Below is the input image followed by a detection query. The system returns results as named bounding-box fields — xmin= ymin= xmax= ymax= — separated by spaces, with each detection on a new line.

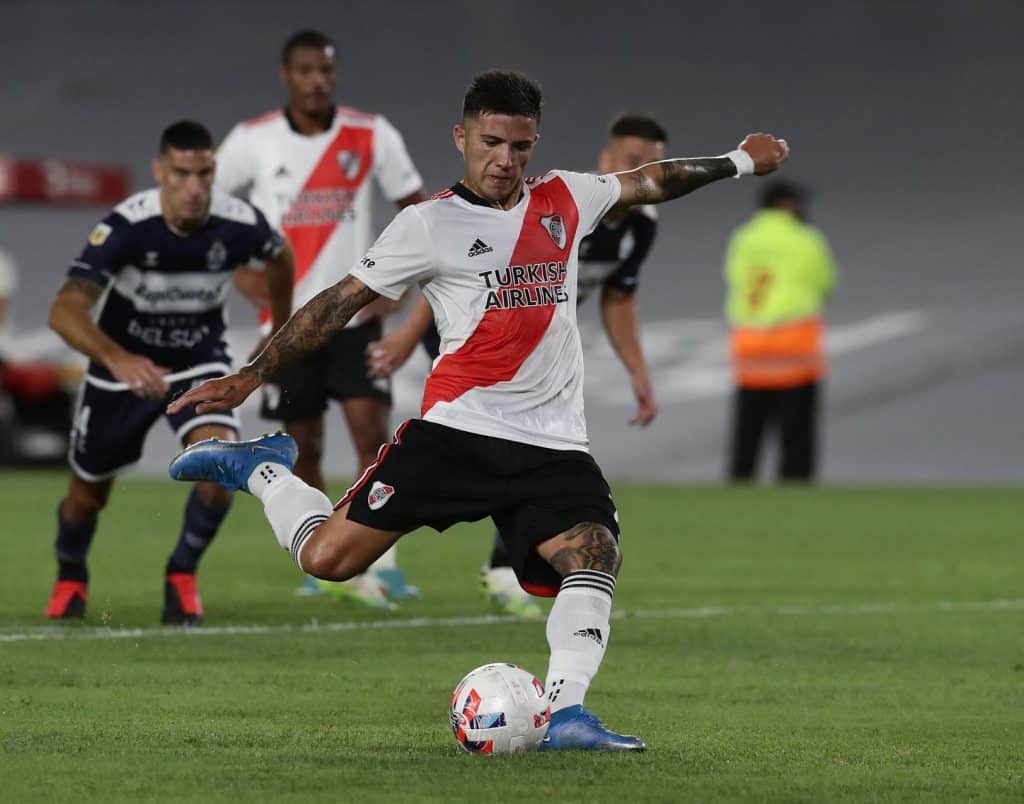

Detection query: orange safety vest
xmin=730 ymin=316 xmax=825 ymax=389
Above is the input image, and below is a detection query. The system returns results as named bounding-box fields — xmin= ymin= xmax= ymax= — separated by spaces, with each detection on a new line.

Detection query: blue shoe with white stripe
xmin=538 ymin=705 xmax=646 ymax=751
xmin=169 ymin=432 xmax=297 ymax=492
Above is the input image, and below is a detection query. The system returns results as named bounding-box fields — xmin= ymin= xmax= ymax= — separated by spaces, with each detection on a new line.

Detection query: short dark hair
xmin=608 ymin=113 xmax=668 ymax=144
xmin=159 ymin=120 xmax=214 ymax=154
xmin=281 ymin=29 xmax=335 ymax=65
xmin=463 ymin=70 xmax=543 ymax=122
xmin=759 ymin=180 xmax=807 ymax=209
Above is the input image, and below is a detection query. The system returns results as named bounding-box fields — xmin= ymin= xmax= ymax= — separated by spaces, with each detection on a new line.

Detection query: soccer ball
xmin=449 ymin=663 xmax=551 ymax=754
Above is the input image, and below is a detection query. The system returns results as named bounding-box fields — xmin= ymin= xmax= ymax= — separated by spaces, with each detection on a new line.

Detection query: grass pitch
xmin=1 ymin=473 xmax=1022 ymax=802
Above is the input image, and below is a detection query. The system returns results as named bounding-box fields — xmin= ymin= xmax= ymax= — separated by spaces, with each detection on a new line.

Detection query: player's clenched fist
xmin=738 ymin=133 xmax=789 ymax=175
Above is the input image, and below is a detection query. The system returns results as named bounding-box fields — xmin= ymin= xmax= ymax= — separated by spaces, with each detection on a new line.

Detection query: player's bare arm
xmin=613 ymin=133 xmax=789 ymax=209
xmin=49 ymin=277 xmax=169 ymax=399
xmin=264 ymin=242 xmax=295 ymax=334
xmin=367 ymin=293 xmax=434 ymax=378
xmin=167 ymin=274 xmax=379 ymax=414
xmin=600 ymin=287 xmax=657 ymax=427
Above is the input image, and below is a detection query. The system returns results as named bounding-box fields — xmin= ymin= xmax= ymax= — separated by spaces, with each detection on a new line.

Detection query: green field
xmin=2 ymin=473 xmax=1022 ymax=802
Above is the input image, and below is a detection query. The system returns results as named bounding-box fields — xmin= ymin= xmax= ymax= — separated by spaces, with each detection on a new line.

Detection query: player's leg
xmin=168 ymin=430 xmax=416 ymax=583
xmin=493 ymin=448 xmax=644 ymax=751
xmin=332 ymin=319 xmax=419 ymax=602
xmin=47 ymin=380 xmax=160 ymax=618
xmin=778 ymin=381 xmax=818 ymax=482
xmin=163 ymin=370 xmax=244 ymax=625
xmin=727 ymin=386 xmax=769 ymax=481
xmin=47 ymin=473 xmax=113 ymax=618
xmin=481 ymin=530 xmax=542 ymax=619
xmin=161 ymin=423 xmax=237 ymax=626
xmin=534 ymin=522 xmax=643 ymax=751
xmin=286 ymin=416 xmax=326 ymax=492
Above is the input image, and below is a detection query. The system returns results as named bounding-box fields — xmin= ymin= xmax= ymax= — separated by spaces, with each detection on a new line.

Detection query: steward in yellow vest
xmin=723 ymin=181 xmax=836 ymax=481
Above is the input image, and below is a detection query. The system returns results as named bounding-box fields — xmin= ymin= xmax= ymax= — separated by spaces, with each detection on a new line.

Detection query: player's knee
xmin=300 ymin=538 xmax=359 ymax=582
xmin=65 ymin=484 xmax=110 ymax=519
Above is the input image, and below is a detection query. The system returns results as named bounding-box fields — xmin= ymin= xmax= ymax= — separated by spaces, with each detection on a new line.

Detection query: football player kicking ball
xmin=168 ymin=71 xmax=787 ymax=749
xmin=45 ymin=120 xmax=293 ymax=625
xmin=365 ymin=113 xmax=670 ymax=620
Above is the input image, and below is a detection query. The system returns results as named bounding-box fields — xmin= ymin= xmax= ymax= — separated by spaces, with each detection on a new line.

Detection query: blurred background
xmin=1 ymin=0 xmax=1021 ymax=483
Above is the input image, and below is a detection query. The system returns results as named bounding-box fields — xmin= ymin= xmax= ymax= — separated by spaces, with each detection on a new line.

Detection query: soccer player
xmin=168 ymin=71 xmax=788 ymax=749
xmin=367 ymin=113 xmax=669 ymax=618
xmin=44 ymin=120 xmax=294 ymax=625
xmin=215 ymin=29 xmax=425 ymax=606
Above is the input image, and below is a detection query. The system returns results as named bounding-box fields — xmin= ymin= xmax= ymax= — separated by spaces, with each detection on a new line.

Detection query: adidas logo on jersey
xmin=572 ymin=627 xmax=604 ymax=646
xmin=467 ymin=238 xmax=493 ymax=257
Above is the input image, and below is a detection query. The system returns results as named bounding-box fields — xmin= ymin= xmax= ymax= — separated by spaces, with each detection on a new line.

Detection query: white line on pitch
xmin=1 ymin=598 xmax=1022 ymax=645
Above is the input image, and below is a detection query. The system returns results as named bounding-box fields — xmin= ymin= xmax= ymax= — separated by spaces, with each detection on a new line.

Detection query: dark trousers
xmin=727 ymin=382 xmax=820 ymax=482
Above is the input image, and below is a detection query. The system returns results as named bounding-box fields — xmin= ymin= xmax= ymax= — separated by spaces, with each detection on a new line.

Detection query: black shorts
xmin=69 ymin=364 xmax=240 ymax=481
xmin=339 ymin=419 xmax=620 ymax=597
xmin=260 ymin=317 xmax=392 ymax=422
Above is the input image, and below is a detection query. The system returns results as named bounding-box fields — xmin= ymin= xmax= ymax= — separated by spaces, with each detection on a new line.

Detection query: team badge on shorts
xmin=367 ymin=480 xmax=396 ymax=510
xmin=539 ymin=214 xmax=566 ymax=250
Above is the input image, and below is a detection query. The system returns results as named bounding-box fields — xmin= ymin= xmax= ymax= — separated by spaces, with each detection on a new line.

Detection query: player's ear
xmin=453 ymin=125 xmax=466 ymax=155
xmin=598 ymin=147 xmax=612 ymax=174
xmin=151 ymin=157 xmax=163 ymax=185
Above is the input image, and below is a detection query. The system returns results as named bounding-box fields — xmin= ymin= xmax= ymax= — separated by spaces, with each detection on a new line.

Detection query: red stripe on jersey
xmin=264 ymin=125 xmax=375 ymax=324
xmin=421 ymin=176 xmax=579 ymax=416
xmin=429 ymin=188 xmax=455 ymax=200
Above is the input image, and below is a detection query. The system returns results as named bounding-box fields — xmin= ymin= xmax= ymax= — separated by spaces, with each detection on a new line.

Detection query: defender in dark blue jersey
xmin=365 ymin=114 xmax=668 ymax=617
xmin=44 ymin=120 xmax=294 ymax=625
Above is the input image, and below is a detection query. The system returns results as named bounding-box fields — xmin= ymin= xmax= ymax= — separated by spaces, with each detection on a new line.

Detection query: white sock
xmin=247 ymin=462 xmax=332 ymax=571
xmin=368 ymin=545 xmax=397 ymax=572
xmin=544 ymin=570 xmax=615 ymax=713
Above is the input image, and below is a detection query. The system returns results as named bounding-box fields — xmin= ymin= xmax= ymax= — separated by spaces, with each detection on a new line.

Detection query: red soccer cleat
xmin=44 ymin=580 xmax=88 ymax=619
xmin=162 ymin=573 xmax=204 ymax=626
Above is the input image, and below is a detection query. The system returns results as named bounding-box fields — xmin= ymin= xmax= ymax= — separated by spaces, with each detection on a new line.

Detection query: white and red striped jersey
xmin=349 ymin=171 xmax=622 ymax=451
xmin=216 ymin=106 xmax=423 ymax=327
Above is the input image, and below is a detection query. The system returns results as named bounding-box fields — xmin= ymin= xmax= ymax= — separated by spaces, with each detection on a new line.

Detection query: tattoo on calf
xmin=545 ymin=522 xmax=622 ymax=577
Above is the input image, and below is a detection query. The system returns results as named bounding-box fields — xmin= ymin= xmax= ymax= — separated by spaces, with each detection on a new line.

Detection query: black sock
xmin=55 ymin=502 xmax=97 ymax=582
xmin=489 ymin=530 xmax=512 ymax=569
xmin=166 ymin=488 xmax=231 ymax=575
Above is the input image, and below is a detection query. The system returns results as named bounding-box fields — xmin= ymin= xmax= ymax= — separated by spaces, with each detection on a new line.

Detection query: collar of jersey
xmin=450 ymin=181 xmax=526 ymax=211
xmin=284 ymin=106 xmax=337 ymax=135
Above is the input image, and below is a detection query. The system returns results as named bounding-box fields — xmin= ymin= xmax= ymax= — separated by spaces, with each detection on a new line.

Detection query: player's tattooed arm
xmin=626 ymin=157 xmax=737 ymax=204
xmin=537 ymin=522 xmax=623 ymax=577
xmin=244 ymin=275 xmax=379 ymax=383
xmin=168 ymin=275 xmax=380 ymax=414
xmin=614 ymin=132 xmax=790 ymax=208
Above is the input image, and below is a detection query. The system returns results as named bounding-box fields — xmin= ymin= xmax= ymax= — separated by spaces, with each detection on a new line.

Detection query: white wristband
xmin=725 ymin=148 xmax=755 ymax=178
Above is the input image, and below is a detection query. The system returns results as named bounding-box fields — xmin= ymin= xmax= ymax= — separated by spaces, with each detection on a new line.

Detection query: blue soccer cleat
xmin=538 ymin=705 xmax=646 ymax=752
xmin=169 ymin=432 xmax=298 ymax=492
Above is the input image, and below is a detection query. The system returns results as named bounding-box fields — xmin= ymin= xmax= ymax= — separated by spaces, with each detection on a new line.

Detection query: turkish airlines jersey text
xmin=349 ymin=171 xmax=622 ymax=452
xmin=216 ymin=107 xmax=423 ymax=327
